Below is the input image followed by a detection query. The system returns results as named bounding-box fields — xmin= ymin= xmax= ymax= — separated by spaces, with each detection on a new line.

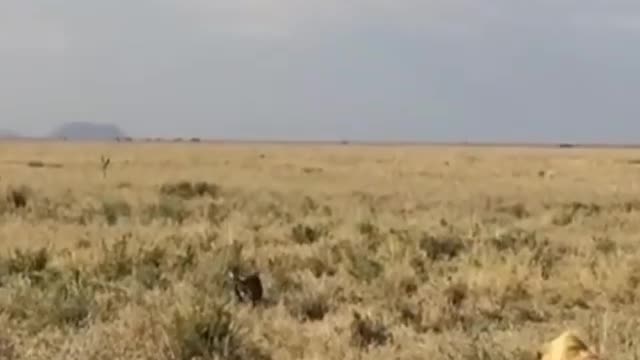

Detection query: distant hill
xmin=50 ymin=122 xmax=127 ymax=140
xmin=0 ymin=129 xmax=22 ymax=139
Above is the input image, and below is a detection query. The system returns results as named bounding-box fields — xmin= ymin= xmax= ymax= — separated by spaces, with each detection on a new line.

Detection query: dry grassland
xmin=0 ymin=142 xmax=638 ymax=359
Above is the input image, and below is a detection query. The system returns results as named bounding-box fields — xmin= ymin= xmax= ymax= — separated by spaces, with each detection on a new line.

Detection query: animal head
xmin=226 ymin=265 xmax=242 ymax=281
xmin=538 ymin=331 xmax=600 ymax=360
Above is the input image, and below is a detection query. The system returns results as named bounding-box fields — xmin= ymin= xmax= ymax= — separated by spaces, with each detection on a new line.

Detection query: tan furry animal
xmin=538 ymin=331 xmax=601 ymax=360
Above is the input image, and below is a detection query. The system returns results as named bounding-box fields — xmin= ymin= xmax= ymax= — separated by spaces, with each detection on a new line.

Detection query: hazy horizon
xmin=2 ymin=1 xmax=640 ymax=143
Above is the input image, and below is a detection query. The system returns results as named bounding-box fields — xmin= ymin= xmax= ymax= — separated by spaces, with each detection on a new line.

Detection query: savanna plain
xmin=0 ymin=142 xmax=638 ymax=360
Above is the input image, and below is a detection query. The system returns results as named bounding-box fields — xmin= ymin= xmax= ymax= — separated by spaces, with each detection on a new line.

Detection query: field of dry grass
xmin=0 ymin=141 xmax=638 ymax=359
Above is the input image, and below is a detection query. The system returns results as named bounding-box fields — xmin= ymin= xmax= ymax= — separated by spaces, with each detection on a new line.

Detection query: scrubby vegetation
xmin=0 ymin=142 xmax=638 ymax=359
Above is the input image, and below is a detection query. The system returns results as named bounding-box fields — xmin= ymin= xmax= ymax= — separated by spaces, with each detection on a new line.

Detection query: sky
xmin=1 ymin=1 xmax=640 ymax=142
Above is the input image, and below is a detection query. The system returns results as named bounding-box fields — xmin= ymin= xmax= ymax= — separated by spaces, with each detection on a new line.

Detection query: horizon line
xmin=1 ymin=135 xmax=640 ymax=149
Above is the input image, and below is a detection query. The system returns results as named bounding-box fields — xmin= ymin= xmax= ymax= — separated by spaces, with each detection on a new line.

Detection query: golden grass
xmin=0 ymin=141 xmax=639 ymax=359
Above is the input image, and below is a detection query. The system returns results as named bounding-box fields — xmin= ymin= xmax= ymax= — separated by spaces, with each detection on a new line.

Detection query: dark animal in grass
xmin=227 ymin=267 xmax=263 ymax=306
xmin=7 ymin=189 xmax=27 ymax=208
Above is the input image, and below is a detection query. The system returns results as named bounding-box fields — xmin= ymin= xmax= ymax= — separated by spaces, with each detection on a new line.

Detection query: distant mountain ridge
xmin=49 ymin=122 xmax=127 ymax=140
xmin=0 ymin=129 xmax=22 ymax=139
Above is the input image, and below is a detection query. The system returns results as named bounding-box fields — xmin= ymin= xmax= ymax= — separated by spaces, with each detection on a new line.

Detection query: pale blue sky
xmin=1 ymin=1 xmax=639 ymax=142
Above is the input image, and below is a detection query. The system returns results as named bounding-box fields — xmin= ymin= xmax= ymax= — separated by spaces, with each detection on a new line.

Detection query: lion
xmin=538 ymin=330 xmax=601 ymax=360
